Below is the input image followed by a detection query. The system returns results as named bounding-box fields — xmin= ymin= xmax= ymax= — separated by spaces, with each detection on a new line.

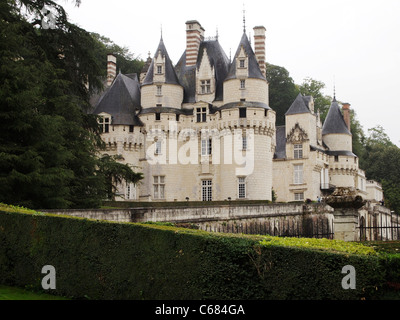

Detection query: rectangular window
xmin=294 ymin=164 xmax=303 ymax=184
xmin=126 ymin=182 xmax=136 ymax=200
xmin=239 ymin=59 xmax=245 ymax=68
xmin=155 ymin=140 xmax=162 ymax=155
xmin=196 ymin=107 xmax=207 ymax=123
xmin=99 ymin=116 xmax=110 ymax=133
xmin=294 ymin=192 xmax=304 ymax=201
xmin=156 ymin=85 xmax=162 ymax=96
xmin=201 ymin=138 xmax=212 ymax=156
xmin=202 ymin=180 xmax=212 ymax=201
xmin=201 ymin=80 xmax=211 ymax=94
xmin=153 ymin=176 xmax=165 ymax=199
xmin=155 ymin=112 xmax=161 ymax=121
xmin=157 ymin=65 xmax=162 ymax=74
xmin=239 ymin=108 xmax=247 ymax=118
xmin=294 ymin=144 xmax=303 ymax=159
xmin=240 ymin=80 xmax=246 ymax=89
xmin=242 ymin=135 xmax=247 ymax=151
xmin=238 ymin=177 xmax=246 ymax=199
xmin=334 ymin=155 xmax=339 ymax=162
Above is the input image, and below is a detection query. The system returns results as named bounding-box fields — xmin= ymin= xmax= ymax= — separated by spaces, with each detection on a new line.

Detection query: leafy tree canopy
xmin=0 ymin=0 xmax=142 ymax=209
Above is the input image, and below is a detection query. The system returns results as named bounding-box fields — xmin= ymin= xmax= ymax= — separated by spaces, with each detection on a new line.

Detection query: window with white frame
xmin=157 ymin=65 xmax=163 ymax=74
xmin=242 ymin=135 xmax=247 ymax=151
xmin=239 ymin=59 xmax=245 ymax=68
xmin=201 ymin=138 xmax=212 ymax=156
xmin=202 ymin=180 xmax=212 ymax=201
xmin=238 ymin=177 xmax=246 ymax=199
xmin=200 ymin=80 xmax=211 ymax=94
xmin=294 ymin=144 xmax=303 ymax=159
xmin=196 ymin=107 xmax=207 ymax=123
xmin=240 ymin=79 xmax=246 ymax=89
xmin=294 ymin=192 xmax=304 ymax=201
xmin=155 ymin=140 xmax=162 ymax=155
xmin=126 ymin=182 xmax=136 ymax=200
xmin=294 ymin=164 xmax=303 ymax=184
xmin=153 ymin=176 xmax=165 ymax=199
xmin=156 ymin=85 xmax=162 ymax=96
xmin=99 ymin=116 xmax=110 ymax=133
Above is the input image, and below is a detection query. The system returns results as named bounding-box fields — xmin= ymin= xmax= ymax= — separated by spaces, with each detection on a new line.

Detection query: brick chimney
xmin=185 ymin=20 xmax=205 ymax=67
xmin=253 ymin=26 xmax=266 ymax=78
xmin=342 ymin=103 xmax=351 ymax=131
xmin=107 ymin=54 xmax=117 ymax=86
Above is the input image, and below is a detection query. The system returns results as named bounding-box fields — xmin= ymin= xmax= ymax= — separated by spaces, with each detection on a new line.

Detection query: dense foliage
xmin=0 ymin=0 xmax=142 ymax=209
xmin=1 ymin=206 xmax=398 ymax=300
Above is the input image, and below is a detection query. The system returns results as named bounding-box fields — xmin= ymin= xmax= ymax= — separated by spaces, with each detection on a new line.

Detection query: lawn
xmin=0 ymin=285 xmax=68 ymax=300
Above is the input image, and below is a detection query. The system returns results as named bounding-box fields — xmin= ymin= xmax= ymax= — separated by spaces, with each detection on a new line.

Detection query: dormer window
xmin=157 ymin=65 xmax=163 ymax=74
xmin=196 ymin=107 xmax=207 ymax=123
xmin=98 ymin=115 xmax=110 ymax=133
xmin=201 ymin=80 xmax=211 ymax=94
xmin=239 ymin=59 xmax=245 ymax=68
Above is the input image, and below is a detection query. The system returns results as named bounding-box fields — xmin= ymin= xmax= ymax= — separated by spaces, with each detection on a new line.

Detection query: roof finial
xmin=160 ymin=24 xmax=163 ymax=40
xmin=333 ymin=76 xmax=336 ymax=102
xmin=243 ymin=3 xmax=246 ymax=33
xmin=216 ymin=26 xmax=219 ymax=41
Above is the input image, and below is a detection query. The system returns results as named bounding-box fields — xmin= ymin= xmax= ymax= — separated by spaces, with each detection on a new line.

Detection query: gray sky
xmin=61 ymin=0 xmax=400 ymax=147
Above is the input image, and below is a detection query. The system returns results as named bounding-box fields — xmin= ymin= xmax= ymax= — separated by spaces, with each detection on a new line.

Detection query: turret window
xmin=240 ymin=80 xmax=246 ymax=89
xmin=156 ymin=85 xmax=162 ymax=96
xmin=157 ymin=65 xmax=163 ymax=74
xmin=239 ymin=59 xmax=245 ymax=68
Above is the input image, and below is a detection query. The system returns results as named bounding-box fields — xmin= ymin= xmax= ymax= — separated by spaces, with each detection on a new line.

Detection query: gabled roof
xmin=322 ymin=99 xmax=351 ymax=135
xmin=142 ymin=37 xmax=180 ymax=86
xmin=175 ymin=39 xmax=230 ymax=103
xmin=93 ymin=73 xmax=142 ymax=126
xmin=285 ymin=93 xmax=312 ymax=115
xmin=225 ymin=32 xmax=265 ymax=81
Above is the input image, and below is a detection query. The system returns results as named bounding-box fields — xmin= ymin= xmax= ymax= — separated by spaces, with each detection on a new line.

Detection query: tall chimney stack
xmin=185 ymin=20 xmax=205 ymax=67
xmin=107 ymin=54 xmax=117 ymax=86
xmin=342 ymin=103 xmax=351 ymax=131
xmin=253 ymin=26 xmax=266 ymax=78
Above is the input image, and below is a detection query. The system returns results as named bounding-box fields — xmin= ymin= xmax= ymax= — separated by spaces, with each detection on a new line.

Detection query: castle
xmin=91 ymin=20 xmax=383 ymax=205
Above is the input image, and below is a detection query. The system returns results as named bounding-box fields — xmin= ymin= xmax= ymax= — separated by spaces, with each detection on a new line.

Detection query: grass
xmin=0 ymin=285 xmax=69 ymax=300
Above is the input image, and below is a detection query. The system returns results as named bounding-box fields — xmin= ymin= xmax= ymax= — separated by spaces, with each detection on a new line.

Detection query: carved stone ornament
xmin=287 ymin=123 xmax=309 ymax=143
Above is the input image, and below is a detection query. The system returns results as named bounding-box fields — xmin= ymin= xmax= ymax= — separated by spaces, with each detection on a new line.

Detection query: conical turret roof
xmin=322 ymin=98 xmax=351 ymax=135
xmin=142 ymin=37 xmax=180 ymax=86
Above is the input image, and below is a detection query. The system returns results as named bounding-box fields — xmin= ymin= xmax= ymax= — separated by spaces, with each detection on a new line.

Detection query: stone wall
xmin=43 ymin=203 xmax=334 ymax=238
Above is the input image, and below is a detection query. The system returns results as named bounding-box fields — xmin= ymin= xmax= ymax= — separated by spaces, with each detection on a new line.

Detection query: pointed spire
xmin=243 ymin=3 xmax=246 ymax=33
xmin=333 ymin=76 xmax=336 ymax=102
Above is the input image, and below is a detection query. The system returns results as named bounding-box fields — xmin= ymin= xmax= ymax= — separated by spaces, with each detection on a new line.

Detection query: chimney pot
xmin=185 ymin=20 xmax=205 ymax=67
xmin=342 ymin=103 xmax=351 ymax=131
xmin=253 ymin=26 xmax=266 ymax=78
xmin=107 ymin=54 xmax=117 ymax=86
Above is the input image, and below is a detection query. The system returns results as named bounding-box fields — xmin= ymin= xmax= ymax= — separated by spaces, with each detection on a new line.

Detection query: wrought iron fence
xmin=357 ymin=211 xmax=400 ymax=241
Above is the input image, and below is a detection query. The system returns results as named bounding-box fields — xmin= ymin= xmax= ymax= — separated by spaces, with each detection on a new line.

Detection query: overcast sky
xmin=60 ymin=0 xmax=400 ymax=147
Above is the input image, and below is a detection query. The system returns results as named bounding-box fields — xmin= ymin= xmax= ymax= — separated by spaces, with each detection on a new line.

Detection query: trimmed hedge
xmin=0 ymin=206 xmax=399 ymax=300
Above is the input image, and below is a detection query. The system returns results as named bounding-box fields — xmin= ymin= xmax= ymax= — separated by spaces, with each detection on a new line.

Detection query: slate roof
xmin=274 ymin=125 xmax=287 ymax=159
xmin=225 ymin=32 xmax=265 ymax=81
xmin=285 ymin=93 xmax=312 ymax=115
xmin=92 ymin=73 xmax=142 ymax=126
xmin=322 ymin=99 xmax=351 ymax=135
xmin=142 ymin=37 xmax=180 ymax=86
xmin=175 ymin=39 xmax=230 ymax=103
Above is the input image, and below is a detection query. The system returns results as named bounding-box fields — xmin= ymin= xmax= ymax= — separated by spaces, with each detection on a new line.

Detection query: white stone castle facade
xmin=92 ymin=20 xmax=383 ymax=205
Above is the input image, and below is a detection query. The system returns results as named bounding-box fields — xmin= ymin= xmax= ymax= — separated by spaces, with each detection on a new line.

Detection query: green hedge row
xmin=0 ymin=208 xmax=399 ymax=300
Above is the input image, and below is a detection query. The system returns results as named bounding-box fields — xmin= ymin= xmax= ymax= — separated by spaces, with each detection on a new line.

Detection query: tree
xmin=0 ymin=0 xmax=142 ymax=209
xmin=298 ymin=77 xmax=332 ymax=121
xmin=361 ymin=126 xmax=400 ymax=213
xmin=265 ymin=63 xmax=299 ymax=126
